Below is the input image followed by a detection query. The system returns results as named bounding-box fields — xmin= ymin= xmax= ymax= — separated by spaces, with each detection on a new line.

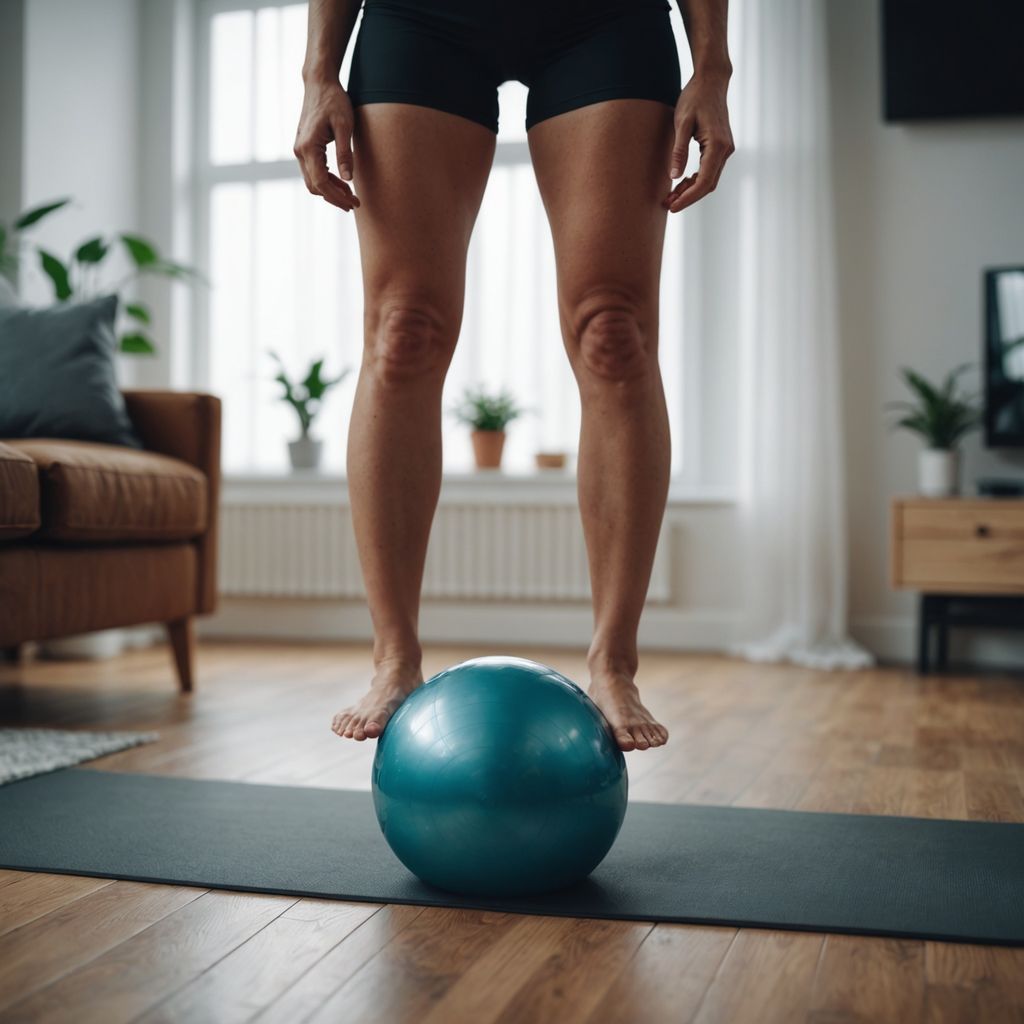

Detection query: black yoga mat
xmin=2 ymin=768 xmax=1022 ymax=945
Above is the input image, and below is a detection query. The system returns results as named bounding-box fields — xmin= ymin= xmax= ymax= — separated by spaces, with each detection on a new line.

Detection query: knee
xmin=369 ymin=305 xmax=449 ymax=385
xmin=575 ymin=302 xmax=651 ymax=385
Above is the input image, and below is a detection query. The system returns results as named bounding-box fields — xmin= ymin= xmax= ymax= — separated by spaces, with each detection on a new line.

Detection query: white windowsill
xmin=222 ymin=469 xmax=737 ymax=507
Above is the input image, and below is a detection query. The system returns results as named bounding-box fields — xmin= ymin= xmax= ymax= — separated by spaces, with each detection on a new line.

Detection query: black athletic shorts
xmin=346 ymin=0 xmax=682 ymax=134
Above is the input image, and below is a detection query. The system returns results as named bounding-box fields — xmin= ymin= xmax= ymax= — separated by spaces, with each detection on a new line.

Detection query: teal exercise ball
xmin=371 ymin=655 xmax=628 ymax=896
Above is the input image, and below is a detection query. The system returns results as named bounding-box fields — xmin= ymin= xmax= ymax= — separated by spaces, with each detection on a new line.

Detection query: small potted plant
xmin=450 ymin=384 xmax=526 ymax=470
xmin=886 ymin=363 xmax=981 ymax=497
xmin=269 ymin=351 xmax=350 ymax=471
xmin=535 ymin=451 xmax=568 ymax=470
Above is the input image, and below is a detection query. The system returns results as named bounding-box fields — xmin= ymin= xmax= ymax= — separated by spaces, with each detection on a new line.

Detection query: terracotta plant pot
xmin=471 ymin=430 xmax=506 ymax=470
xmin=535 ymin=451 xmax=567 ymax=470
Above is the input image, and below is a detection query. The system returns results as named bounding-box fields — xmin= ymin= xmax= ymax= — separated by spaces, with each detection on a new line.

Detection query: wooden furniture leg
xmin=936 ymin=597 xmax=950 ymax=671
xmin=166 ymin=617 xmax=195 ymax=693
xmin=916 ymin=594 xmax=931 ymax=675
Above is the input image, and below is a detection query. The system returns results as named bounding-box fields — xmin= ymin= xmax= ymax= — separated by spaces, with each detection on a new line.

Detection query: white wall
xmin=0 ymin=1 xmax=25 ymax=231
xmin=20 ymin=0 xmax=140 ymax=298
xmin=826 ymin=0 xmax=1024 ymax=666
xmin=19 ymin=0 xmax=142 ymax=390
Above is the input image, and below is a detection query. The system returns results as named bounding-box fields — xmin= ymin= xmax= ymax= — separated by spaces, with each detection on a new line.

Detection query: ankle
xmin=373 ymin=642 xmax=422 ymax=676
xmin=586 ymin=646 xmax=638 ymax=680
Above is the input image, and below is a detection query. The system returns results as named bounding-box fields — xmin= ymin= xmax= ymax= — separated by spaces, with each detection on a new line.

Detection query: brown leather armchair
xmin=0 ymin=390 xmax=221 ymax=691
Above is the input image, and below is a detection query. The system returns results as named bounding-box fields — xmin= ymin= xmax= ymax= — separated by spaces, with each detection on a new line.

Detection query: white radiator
xmin=218 ymin=501 xmax=671 ymax=603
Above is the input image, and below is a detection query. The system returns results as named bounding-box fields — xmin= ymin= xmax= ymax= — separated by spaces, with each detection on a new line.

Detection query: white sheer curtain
xmin=721 ymin=0 xmax=874 ymax=670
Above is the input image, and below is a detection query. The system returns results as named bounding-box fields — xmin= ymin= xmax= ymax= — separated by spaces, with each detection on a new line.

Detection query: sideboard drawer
xmin=902 ymin=505 xmax=1024 ymax=542
xmin=892 ymin=499 xmax=1024 ymax=594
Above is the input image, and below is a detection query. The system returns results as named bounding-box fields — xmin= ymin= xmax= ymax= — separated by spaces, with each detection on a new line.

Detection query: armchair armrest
xmin=122 ymin=390 xmax=221 ymax=614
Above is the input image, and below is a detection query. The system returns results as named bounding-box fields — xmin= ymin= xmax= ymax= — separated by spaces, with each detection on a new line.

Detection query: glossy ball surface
xmin=371 ymin=656 xmax=628 ymax=896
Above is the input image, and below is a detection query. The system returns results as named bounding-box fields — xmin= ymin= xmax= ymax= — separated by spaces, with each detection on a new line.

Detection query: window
xmin=195 ymin=1 xmax=700 ymax=478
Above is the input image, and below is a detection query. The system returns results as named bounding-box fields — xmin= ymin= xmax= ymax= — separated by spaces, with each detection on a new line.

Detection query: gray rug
xmin=1 ymin=769 xmax=1022 ymax=944
xmin=0 ymin=729 xmax=158 ymax=785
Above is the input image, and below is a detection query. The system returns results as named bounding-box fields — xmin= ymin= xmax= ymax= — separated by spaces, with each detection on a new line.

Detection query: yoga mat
xmin=1 ymin=768 xmax=1022 ymax=945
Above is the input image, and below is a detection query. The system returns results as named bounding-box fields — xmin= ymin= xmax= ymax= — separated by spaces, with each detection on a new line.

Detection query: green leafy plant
xmin=450 ymin=384 xmax=527 ymax=432
xmin=886 ymin=362 xmax=982 ymax=450
xmin=0 ymin=198 xmax=68 ymax=279
xmin=269 ymin=351 xmax=350 ymax=438
xmin=1 ymin=197 xmax=208 ymax=354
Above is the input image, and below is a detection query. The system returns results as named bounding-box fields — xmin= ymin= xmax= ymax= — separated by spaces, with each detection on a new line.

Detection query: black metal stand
xmin=916 ymin=593 xmax=1024 ymax=674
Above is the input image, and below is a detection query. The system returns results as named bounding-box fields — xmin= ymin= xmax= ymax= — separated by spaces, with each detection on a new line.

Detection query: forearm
xmin=301 ymin=0 xmax=362 ymax=84
xmin=676 ymin=0 xmax=732 ymax=77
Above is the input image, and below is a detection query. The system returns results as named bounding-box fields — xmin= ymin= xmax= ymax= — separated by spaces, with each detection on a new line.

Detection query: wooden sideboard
xmin=890 ymin=497 xmax=1024 ymax=673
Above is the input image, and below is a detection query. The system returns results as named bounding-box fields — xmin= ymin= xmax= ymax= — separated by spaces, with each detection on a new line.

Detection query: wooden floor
xmin=1 ymin=642 xmax=1023 ymax=1023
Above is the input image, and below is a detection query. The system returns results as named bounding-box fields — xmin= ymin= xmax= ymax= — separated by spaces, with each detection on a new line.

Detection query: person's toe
xmin=332 ymin=712 xmax=351 ymax=737
xmin=364 ymin=716 xmax=385 ymax=738
xmin=614 ymin=727 xmax=637 ymax=751
xmin=632 ymin=728 xmax=650 ymax=750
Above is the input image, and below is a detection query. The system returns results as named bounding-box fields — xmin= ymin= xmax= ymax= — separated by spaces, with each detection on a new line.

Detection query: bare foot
xmin=588 ymin=669 xmax=669 ymax=752
xmin=331 ymin=659 xmax=423 ymax=741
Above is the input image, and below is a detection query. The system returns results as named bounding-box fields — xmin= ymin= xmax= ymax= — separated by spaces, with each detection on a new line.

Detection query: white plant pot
xmin=918 ymin=448 xmax=959 ymax=497
xmin=288 ymin=436 xmax=323 ymax=471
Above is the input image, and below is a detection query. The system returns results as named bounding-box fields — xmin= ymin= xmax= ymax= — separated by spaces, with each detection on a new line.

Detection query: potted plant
xmin=450 ymin=385 xmax=526 ymax=470
xmin=886 ymin=363 xmax=982 ymax=497
xmin=269 ymin=351 xmax=350 ymax=471
xmin=1 ymin=197 xmax=207 ymax=354
xmin=535 ymin=451 xmax=568 ymax=470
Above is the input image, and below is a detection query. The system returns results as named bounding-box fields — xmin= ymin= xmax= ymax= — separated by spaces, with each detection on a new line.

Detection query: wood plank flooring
xmin=1 ymin=642 xmax=1022 ymax=1023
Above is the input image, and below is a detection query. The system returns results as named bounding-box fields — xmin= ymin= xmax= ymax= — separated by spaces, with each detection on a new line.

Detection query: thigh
xmin=348 ymin=2 xmax=501 ymax=136
xmin=351 ymin=103 xmax=496 ymax=322
xmin=527 ymin=98 xmax=675 ymax=349
xmin=525 ymin=4 xmax=680 ymax=134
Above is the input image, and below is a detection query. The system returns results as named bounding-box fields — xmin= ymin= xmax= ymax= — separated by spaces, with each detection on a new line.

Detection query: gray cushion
xmin=0 ymin=293 xmax=141 ymax=448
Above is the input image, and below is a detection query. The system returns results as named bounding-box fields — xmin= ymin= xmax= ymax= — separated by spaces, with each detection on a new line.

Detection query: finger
xmin=662 ymin=172 xmax=698 ymax=207
xmin=331 ymin=117 xmax=354 ymax=182
xmin=310 ymin=163 xmax=360 ymax=211
xmin=669 ymin=116 xmax=695 ymax=179
xmin=701 ymin=138 xmax=733 ymax=191
xmin=296 ymin=138 xmax=359 ymax=210
xmin=666 ymin=141 xmax=731 ymax=212
xmin=664 ymin=131 xmax=733 ymax=195
xmin=294 ymin=142 xmax=318 ymax=196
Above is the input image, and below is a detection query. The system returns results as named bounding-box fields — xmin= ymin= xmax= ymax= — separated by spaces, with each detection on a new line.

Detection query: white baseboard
xmin=199 ymin=598 xmax=1023 ymax=671
xmin=199 ymin=597 xmax=741 ymax=652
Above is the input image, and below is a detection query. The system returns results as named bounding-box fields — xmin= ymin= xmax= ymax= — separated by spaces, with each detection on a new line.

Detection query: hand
xmin=663 ymin=72 xmax=735 ymax=213
xmin=294 ymin=79 xmax=361 ymax=212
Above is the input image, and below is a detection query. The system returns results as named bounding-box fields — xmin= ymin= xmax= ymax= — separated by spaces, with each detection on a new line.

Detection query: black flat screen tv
xmin=985 ymin=268 xmax=1024 ymax=449
xmin=882 ymin=1 xmax=1024 ymax=121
